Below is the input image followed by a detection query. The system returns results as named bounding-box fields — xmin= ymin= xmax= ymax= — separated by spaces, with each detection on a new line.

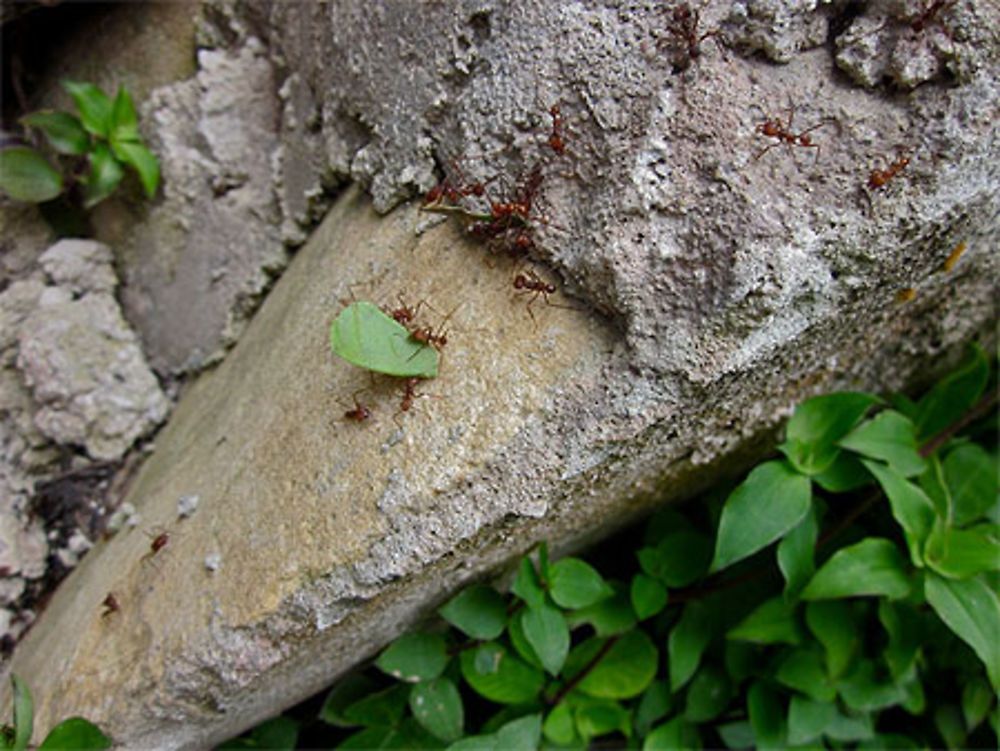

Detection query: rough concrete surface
xmin=1 ymin=0 xmax=999 ymax=748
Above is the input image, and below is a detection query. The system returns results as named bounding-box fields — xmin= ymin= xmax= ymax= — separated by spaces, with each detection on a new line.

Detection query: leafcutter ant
xmin=867 ymin=149 xmax=911 ymax=191
xmin=753 ymin=107 xmax=837 ymax=165
xmin=342 ymin=389 xmax=374 ymax=424
xmin=512 ymin=267 xmax=571 ymax=326
xmin=908 ymin=0 xmax=958 ymax=36
xmin=140 ymin=528 xmax=171 ymax=568
xmin=658 ymin=1 xmax=720 ymax=73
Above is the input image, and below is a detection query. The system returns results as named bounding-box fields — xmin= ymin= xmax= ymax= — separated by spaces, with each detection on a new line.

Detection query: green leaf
xmin=62 ymin=80 xmax=113 ymax=137
xmin=567 ymin=583 xmax=636 ymax=636
xmin=839 ymin=410 xmax=926 ymax=477
xmin=716 ymin=720 xmax=753 ymax=750
xmin=961 ymin=676 xmax=993 ymax=731
xmin=542 ymin=702 xmax=576 ymax=746
xmin=10 ymin=675 xmax=32 ymax=751
xmin=216 ymin=716 xmax=297 ymax=750
xmin=341 ymin=684 xmax=409 ymax=727
xmin=777 ymin=503 xmax=818 ymax=598
xmin=112 ymin=140 xmax=159 ymax=198
xmin=862 ymin=460 xmax=935 ymax=566
xmin=409 ymin=677 xmax=463 ymax=743
xmin=459 ymin=643 xmax=544 ymax=704
xmin=786 ymin=696 xmax=836 ymax=745
xmin=438 ymin=585 xmax=506 ymax=640
xmin=934 ymin=704 xmax=966 ymax=750
xmin=668 ymin=602 xmax=712 ymax=691
xmin=330 ymin=302 xmax=439 ymax=378
xmin=319 ymin=673 xmax=381 ymax=727
xmin=727 ymin=595 xmax=804 ymax=646
xmin=774 ymin=647 xmax=837 ymax=702
xmin=507 ymin=610 xmax=544 ymax=669
xmin=493 ymin=713 xmax=541 ymax=749
xmin=0 ymin=146 xmax=63 ymax=202
xmin=925 ymin=573 xmax=1000 ymax=692
xmin=683 ymin=663 xmax=733 ymax=722
xmin=375 ymin=632 xmax=448 ymax=682
xmin=813 ymin=451 xmax=873 ymax=492
xmin=747 ymin=681 xmax=785 ymax=750
xmin=572 ymin=697 xmax=631 ymax=741
xmin=635 ymin=680 xmax=673 ymax=736
xmin=521 ymin=603 xmax=569 ymax=676
xmin=837 ymin=661 xmax=907 ymax=711
xmin=801 ymin=538 xmax=911 ymax=600
xmin=925 ymin=519 xmax=1000 ymax=579
xmin=643 ymin=716 xmax=700 ymax=751
xmin=913 ymin=344 xmax=989 ymax=441
xmin=805 ymin=600 xmax=859 ymax=679
xmin=824 ymin=709 xmax=874 ymax=742
xmin=778 ymin=391 xmax=881 ymax=475
xmin=630 ymin=573 xmax=668 ymax=620
xmin=710 ymin=460 xmax=812 ymax=572
xmin=510 ymin=555 xmax=545 ymax=610
xmin=573 ymin=630 xmax=658 ymax=699
xmin=38 ymin=718 xmax=112 ymax=751
xmin=877 ymin=599 xmax=922 ymax=680
xmin=109 ymin=86 xmax=139 ymax=141
xmin=549 ymin=557 xmax=614 ymax=608
xmin=637 ymin=531 xmax=713 ymax=587
xmin=20 ymin=111 xmax=89 ymax=155
xmin=944 ymin=444 xmax=998 ymax=525
xmin=82 ymin=142 xmax=125 ymax=208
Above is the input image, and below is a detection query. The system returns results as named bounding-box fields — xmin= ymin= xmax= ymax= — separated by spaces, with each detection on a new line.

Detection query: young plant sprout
xmin=330 ymin=301 xmax=439 ymax=378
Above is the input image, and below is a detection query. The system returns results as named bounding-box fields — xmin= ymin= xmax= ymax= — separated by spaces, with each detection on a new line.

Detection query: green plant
xmin=226 ymin=344 xmax=998 ymax=749
xmin=0 ymin=80 xmax=159 ymax=209
xmin=1 ymin=675 xmax=111 ymax=751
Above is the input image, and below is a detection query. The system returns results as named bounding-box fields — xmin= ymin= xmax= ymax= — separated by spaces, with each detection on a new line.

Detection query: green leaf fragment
xmin=637 ymin=531 xmax=713 ymax=587
xmin=216 ymin=716 xmax=297 ymax=750
xmin=493 ymin=713 xmax=541 ymax=750
xmin=438 ymin=585 xmax=506 ymax=640
xmin=683 ymin=663 xmax=734 ymax=722
xmin=110 ymin=86 xmax=139 ymax=141
xmin=330 ymin=302 xmax=438 ymax=378
xmin=643 ymin=716 xmax=701 ymax=751
xmin=669 ymin=601 xmax=713 ymax=692
xmin=111 ymin=140 xmax=159 ymax=198
xmin=20 ymin=111 xmax=89 ymax=155
xmin=375 ymin=632 xmax=448 ymax=682
xmin=774 ymin=647 xmax=837 ymax=702
xmin=11 ymin=675 xmax=33 ymax=751
xmin=913 ymin=344 xmax=989 ymax=441
xmin=542 ymin=702 xmax=576 ymax=746
xmin=62 ymin=80 xmax=113 ymax=138
xmin=82 ymin=142 xmax=125 ymax=208
xmin=777 ymin=503 xmax=818 ymax=598
xmin=786 ymin=696 xmax=837 ymax=746
xmin=924 ymin=573 xmax=1000 ymax=692
xmin=778 ymin=391 xmax=881 ymax=475
xmin=549 ymin=557 xmax=614 ymax=609
xmin=0 ymin=147 xmax=63 ymax=202
xmin=961 ymin=677 xmax=994 ymax=731
xmin=877 ymin=599 xmax=922 ymax=680
xmin=459 ymin=643 xmax=544 ymax=705
xmin=837 ymin=661 xmax=908 ymax=711
xmin=567 ymin=583 xmax=636 ymax=636
xmin=862 ymin=460 xmax=935 ymax=566
xmin=521 ymin=603 xmax=569 ymax=676
xmin=710 ymin=460 xmax=812 ymax=573
xmin=572 ymin=697 xmax=631 ymax=741
xmin=341 ymin=683 xmax=409 ymax=728
xmin=635 ymin=680 xmax=674 ymax=736
xmin=727 ymin=595 xmax=804 ymax=646
xmin=573 ymin=630 xmax=658 ymax=700
xmin=925 ymin=519 xmax=1000 ymax=579
xmin=319 ymin=673 xmax=380 ymax=727
xmin=630 ymin=572 xmax=668 ymax=621
xmin=801 ymin=537 xmax=911 ymax=600
xmin=839 ymin=410 xmax=926 ymax=477
xmin=747 ymin=681 xmax=786 ymax=751
xmin=944 ymin=444 xmax=999 ymax=525
xmin=409 ymin=677 xmax=464 ymax=743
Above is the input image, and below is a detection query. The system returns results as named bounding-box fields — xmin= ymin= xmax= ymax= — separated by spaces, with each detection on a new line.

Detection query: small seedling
xmin=330 ymin=301 xmax=439 ymax=378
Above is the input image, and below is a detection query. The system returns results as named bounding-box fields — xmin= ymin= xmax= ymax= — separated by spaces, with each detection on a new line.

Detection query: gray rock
xmin=38 ymin=240 xmax=117 ymax=296
xmin=18 ymin=294 xmax=169 ymax=461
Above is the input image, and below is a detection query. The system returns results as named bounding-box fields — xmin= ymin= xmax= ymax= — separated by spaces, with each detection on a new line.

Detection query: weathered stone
xmin=0 ymin=515 xmax=47 ymax=580
xmin=17 ymin=289 xmax=169 ymax=461
xmin=1 ymin=0 xmax=998 ymax=748
xmin=117 ymin=38 xmax=287 ymax=375
xmin=38 ymin=239 xmax=117 ymax=296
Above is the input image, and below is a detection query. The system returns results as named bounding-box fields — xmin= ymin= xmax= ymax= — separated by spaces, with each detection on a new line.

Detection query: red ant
xmin=101 ymin=592 xmax=121 ymax=618
xmin=342 ymin=389 xmax=374 ymax=423
xmin=513 ymin=268 xmax=559 ymax=324
xmin=867 ymin=149 xmax=911 ymax=191
xmin=423 ymin=157 xmax=494 ymax=207
xmin=547 ymin=105 xmax=567 ymax=155
xmin=384 ymin=294 xmax=423 ymax=327
xmin=908 ymin=0 xmax=957 ymax=35
xmin=393 ymin=377 xmax=427 ymax=426
xmin=753 ymin=107 xmax=836 ymax=164
xmin=140 ymin=529 xmax=170 ymax=566
xmin=659 ymin=2 xmax=719 ymax=72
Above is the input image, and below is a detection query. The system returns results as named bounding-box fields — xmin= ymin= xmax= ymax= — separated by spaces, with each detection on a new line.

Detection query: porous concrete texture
xmin=2 ymin=0 xmax=999 ymax=748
